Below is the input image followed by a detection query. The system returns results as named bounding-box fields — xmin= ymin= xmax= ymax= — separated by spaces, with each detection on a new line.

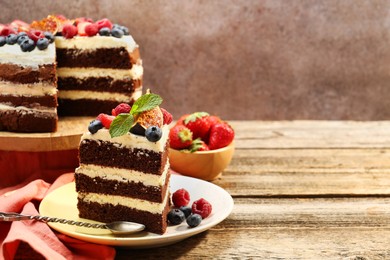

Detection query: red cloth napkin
xmin=0 ymin=173 xmax=116 ymax=260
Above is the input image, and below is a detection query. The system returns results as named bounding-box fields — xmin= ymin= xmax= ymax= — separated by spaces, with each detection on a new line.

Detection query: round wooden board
xmin=0 ymin=117 xmax=94 ymax=152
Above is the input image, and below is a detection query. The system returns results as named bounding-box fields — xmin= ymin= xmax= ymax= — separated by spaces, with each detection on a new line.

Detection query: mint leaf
xmin=109 ymin=113 xmax=134 ymax=138
xmin=130 ymin=93 xmax=162 ymax=115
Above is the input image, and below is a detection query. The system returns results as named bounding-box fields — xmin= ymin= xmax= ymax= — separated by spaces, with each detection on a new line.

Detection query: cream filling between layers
xmin=0 ymin=81 xmax=57 ymax=96
xmin=58 ymin=88 xmax=142 ymax=101
xmin=55 ymin=35 xmax=138 ymax=51
xmin=56 ymin=66 xmax=143 ymax=80
xmin=80 ymin=124 xmax=169 ymax=152
xmin=0 ymin=103 xmax=57 ymax=114
xmin=78 ymin=180 xmax=170 ymax=214
xmin=76 ymin=161 xmax=169 ymax=187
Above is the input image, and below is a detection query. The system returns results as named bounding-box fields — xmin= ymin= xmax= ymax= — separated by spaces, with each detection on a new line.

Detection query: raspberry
xmin=97 ymin=113 xmax=115 ymax=129
xmin=96 ymin=18 xmax=113 ymax=30
xmin=0 ymin=26 xmax=16 ymax=36
xmin=111 ymin=103 xmax=131 ymax=116
xmin=192 ymin=198 xmax=212 ymax=219
xmin=85 ymin=23 xmax=99 ymax=36
xmin=172 ymin=188 xmax=190 ymax=207
xmin=160 ymin=108 xmax=173 ymax=125
xmin=62 ymin=24 xmax=77 ymax=39
xmin=28 ymin=30 xmax=45 ymax=43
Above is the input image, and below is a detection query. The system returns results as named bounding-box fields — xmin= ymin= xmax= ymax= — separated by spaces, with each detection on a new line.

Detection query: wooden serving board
xmin=0 ymin=117 xmax=94 ymax=152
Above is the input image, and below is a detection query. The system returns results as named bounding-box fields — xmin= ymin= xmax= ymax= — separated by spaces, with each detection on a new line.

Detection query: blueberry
xmin=36 ymin=38 xmax=49 ymax=50
xmin=44 ymin=31 xmax=55 ymax=43
xmin=17 ymin=32 xmax=27 ymax=37
xmin=111 ymin=27 xmax=124 ymax=38
xmin=0 ymin=36 xmax=6 ymax=47
xmin=6 ymin=34 xmax=18 ymax=45
xmin=99 ymin=27 xmax=111 ymax=36
xmin=20 ymin=39 xmax=35 ymax=52
xmin=17 ymin=35 xmax=30 ymax=45
xmin=145 ymin=126 xmax=162 ymax=142
xmin=179 ymin=206 xmax=192 ymax=218
xmin=167 ymin=209 xmax=185 ymax=225
xmin=186 ymin=214 xmax=202 ymax=228
xmin=88 ymin=119 xmax=104 ymax=134
xmin=120 ymin=26 xmax=129 ymax=35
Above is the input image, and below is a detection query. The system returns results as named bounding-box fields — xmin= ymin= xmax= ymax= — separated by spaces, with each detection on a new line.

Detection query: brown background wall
xmin=1 ymin=0 xmax=389 ymax=120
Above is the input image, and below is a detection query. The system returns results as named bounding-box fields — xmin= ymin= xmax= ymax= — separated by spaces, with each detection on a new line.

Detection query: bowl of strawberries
xmin=168 ymin=112 xmax=235 ymax=181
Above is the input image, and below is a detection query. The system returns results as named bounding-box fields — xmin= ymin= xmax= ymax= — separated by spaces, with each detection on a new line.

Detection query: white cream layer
xmin=0 ymin=43 xmax=56 ymax=68
xmin=0 ymin=103 xmax=57 ymax=114
xmin=56 ymin=66 xmax=143 ymax=80
xmin=75 ymin=161 xmax=169 ymax=187
xmin=0 ymin=81 xmax=57 ymax=96
xmin=81 ymin=124 xmax=169 ymax=152
xmin=78 ymin=181 xmax=170 ymax=214
xmin=58 ymin=88 xmax=141 ymax=101
xmin=55 ymin=35 xmax=138 ymax=52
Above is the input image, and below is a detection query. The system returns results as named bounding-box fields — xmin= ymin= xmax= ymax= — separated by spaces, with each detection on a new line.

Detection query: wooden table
xmin=117 ymin=121 xmax=390 ymax=259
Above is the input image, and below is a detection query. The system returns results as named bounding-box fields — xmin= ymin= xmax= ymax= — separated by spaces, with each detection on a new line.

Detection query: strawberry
xmin=111 ymin=103 xmax=131 ymax=116
xmin=62 ymin=24 xmax=77 ymax=38
xmin=97 ymin=113 xmax=115 ymax=129
xmin=74 ymin=17 xmax=93 ymax=25
xmin=77 ymin=22 xmax=91 ymax=36
xmin=85 ymin=23 xmax=99 ymax=36
xmin=169 ymin=125 xmax=193 ymax=149
xmin=206 ymin=115 xmax=221 ymax=126
xmin=95 ymin=18 xmax=113 ymax=30
xmin=183 ymin=112 xmax=211 ymax=140
xmin=175 ymin=114 xmax=189 ymax=126
xmin=0 ymin=26 xmax=16 ymax=36
xmin=160 ymin=108 xmax=173 ymax=125
xmin=190 ymin=138 xmax=209 ymax=152
xmin=208 ymin=122 xmax=234 ymax=150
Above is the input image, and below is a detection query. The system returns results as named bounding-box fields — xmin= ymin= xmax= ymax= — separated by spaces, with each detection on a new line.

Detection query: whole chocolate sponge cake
xmin=0 ymin=15 xmax=142 ymax=132
xmin=75 ymin=92 xmax=173 ymax=234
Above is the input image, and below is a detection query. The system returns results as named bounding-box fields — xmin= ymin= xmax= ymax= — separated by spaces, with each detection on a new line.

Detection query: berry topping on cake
xmin=17 ymin=34 xmax=29 ymax=45
xmin=98 ymin=27 xmax=111 ymax=36
xmin=85 ymin=23 xmax=99 ymax=36
xmin=0 ymin=26 xmax=16 ymax=36
xmin=184 ymin=112 xmax=211 ymax=140
xmin=36 ymin=38 xmax=49 ymax=50
xmin=111 ymin=103 xmax=131 ymax=116
xmin=172 ymin=188 xmax=190 ymax=207
xmin=145 ymin=126 xmax=163 ymax=142
xmin=96 ymin=18 xmax=113 ymax=30
xmin=169 ymin=125 xmax=193 ymax=150
xmin=208 ymin=122 xmax=235 ymax=150
xmin=167 ymin=209 xmax=186 ymax=225
xmin=97 ymin=113 xmax=115 ymax=129
xmin=192 ymin=198 xmax=212 ymax=219
xmin=28 ymin=30 xmax=45 ymax=42
xmin=88 ymin=119 xmax=103 ymax=134
xmin=44 ymin=31 xmax=55 ymax=43
xmin=161 ymin=108 xmax=173 ymax=125
xmin=0 ymin=37 xmax=6 ymax=47
xmin=6 ymin=34 xmax=18 ymax=45
xmin=111 ymin=27 xmax=124 ymax=38
xmin=20 ymin=39 xmax=35 ymax=52
xmin=62 ymin=24 xmax=77 ymax=39
xmin=186 ymin=214 xmax=202 ymax=228
xmin=77 ymin=22 xmax=90 ymax=36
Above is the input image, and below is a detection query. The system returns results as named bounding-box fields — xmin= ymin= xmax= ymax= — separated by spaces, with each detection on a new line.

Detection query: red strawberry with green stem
xmin=208 ymin=122 xmax=234 ymax=150
xmin=169 ymin=125 xmax=193 ymax=149
xmin=183 ymin=112 xmax=211 ymax=140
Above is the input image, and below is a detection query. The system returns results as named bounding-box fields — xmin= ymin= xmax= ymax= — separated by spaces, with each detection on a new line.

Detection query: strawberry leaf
xmin=184 ymin=112 xmax=209 ymax=124
xmin=109 ymin=113 xmax=134 ymax=138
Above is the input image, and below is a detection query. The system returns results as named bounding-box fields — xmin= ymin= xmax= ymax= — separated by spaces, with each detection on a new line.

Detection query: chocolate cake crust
xmin=0 ymin=109 xmax=57 ymax=132
xmin=79 ymin=139 xmax=169 ymax=175
xmin=58 ymin=77 xmax=141 ymax=93
xmin=56 ymin=47 xmax=138 ymax=69
xmin=0 ymin=94 xmax=58 ymax=108
xmin=0 ymin=63 xmax=56 ymax=84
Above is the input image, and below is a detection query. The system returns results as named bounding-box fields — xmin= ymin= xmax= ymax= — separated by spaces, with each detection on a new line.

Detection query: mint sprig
xmin=109 ymin=93 xmax=163 ymax=138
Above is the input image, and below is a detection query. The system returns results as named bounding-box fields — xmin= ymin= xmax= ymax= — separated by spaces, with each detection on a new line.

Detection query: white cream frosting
xmin=0 ymin=43 xmax=56 ymax=68
xmin=58 ymin=88 xmax=141 ymax=101
xmin=78 ymin=182 xmax=170 ymax=214
xmin=0 ymin=81 xmax=57 ymax=96
xmin=55 ymin=35 xmax=138 ymax=52
xmin=75 ymin=161 xmax=169 ymax=187
xmin=0 ymin=103 xmax=57 ymax=114
xmin=81 ymin=124 xmax=169 ymax=152
xmin=56 ymin=66 xmax=143 ymax=80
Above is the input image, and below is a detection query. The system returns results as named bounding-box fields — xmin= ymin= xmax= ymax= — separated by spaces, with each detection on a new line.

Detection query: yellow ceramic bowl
xmin=169 ymin=142 xmax=235 ymax=181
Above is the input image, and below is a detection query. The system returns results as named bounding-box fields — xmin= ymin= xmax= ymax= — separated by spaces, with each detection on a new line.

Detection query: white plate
xmin=39 ymin=174 xmax=234 ymax=248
